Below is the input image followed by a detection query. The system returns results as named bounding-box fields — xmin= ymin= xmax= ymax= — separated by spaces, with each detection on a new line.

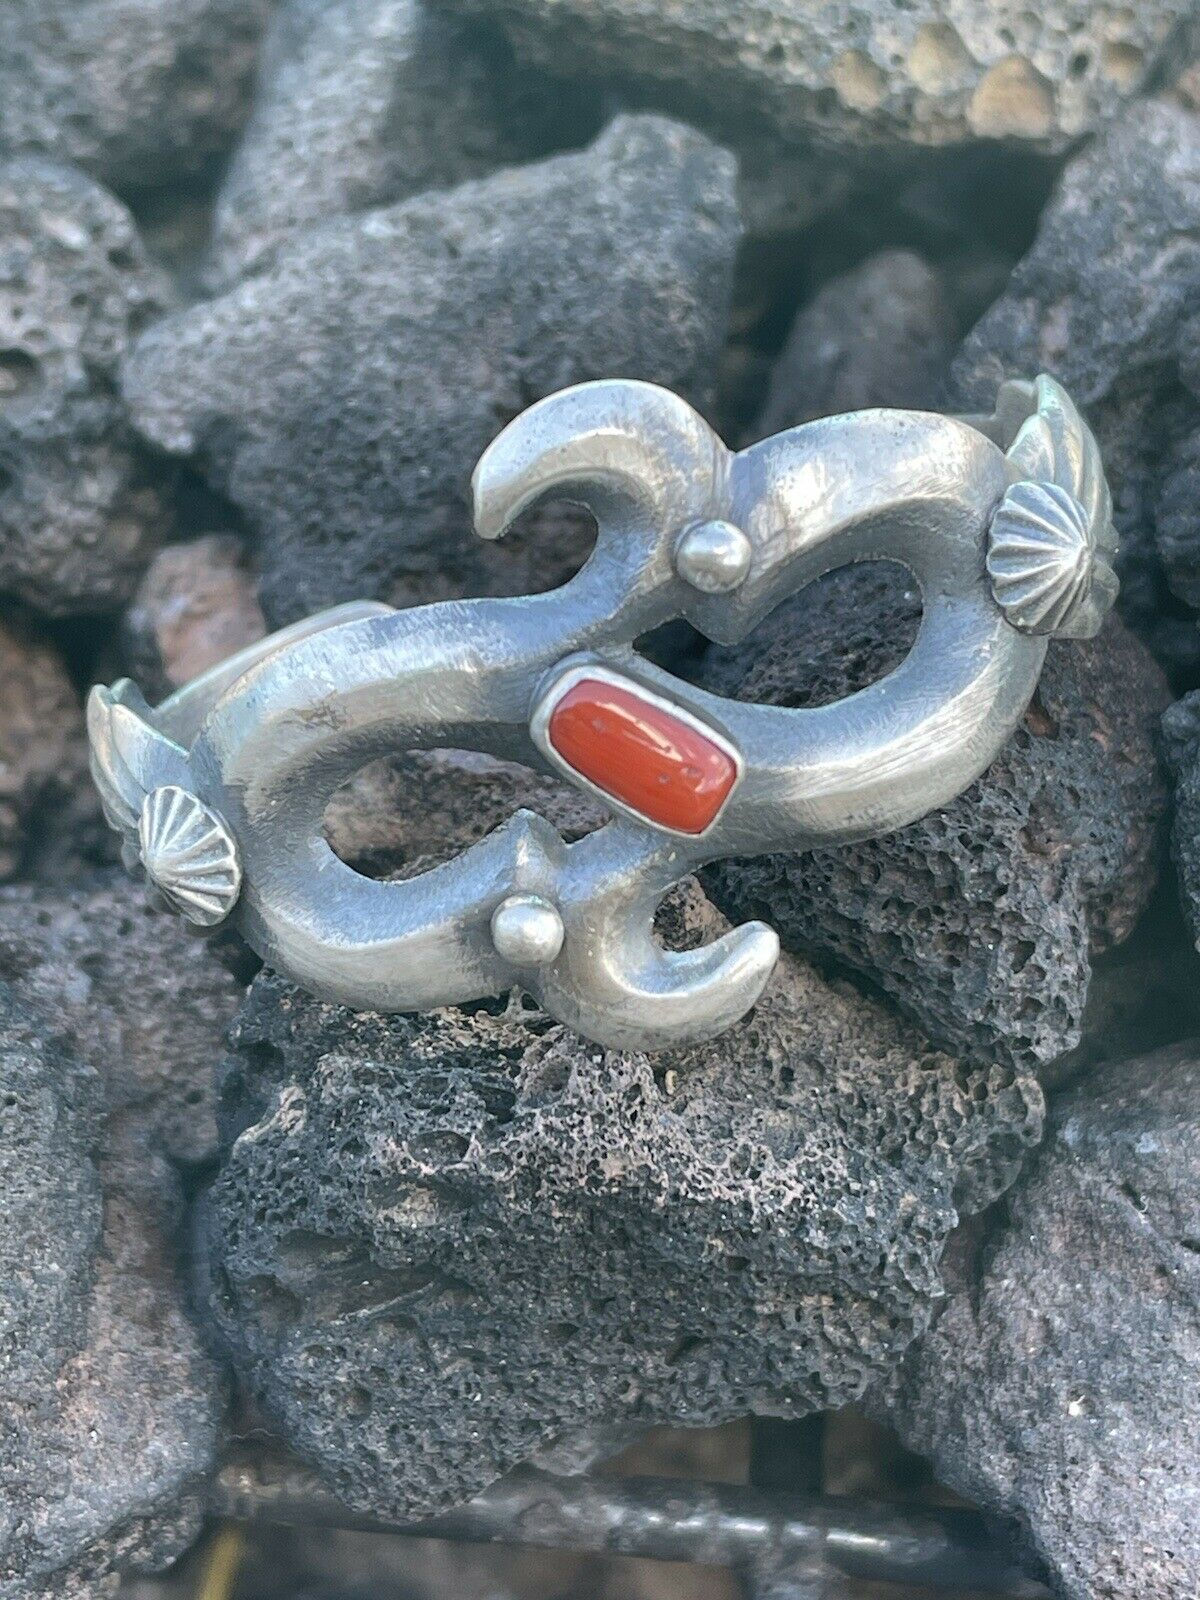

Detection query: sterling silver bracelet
xmin=88 ymin=374 xmax=1116 ymax=1051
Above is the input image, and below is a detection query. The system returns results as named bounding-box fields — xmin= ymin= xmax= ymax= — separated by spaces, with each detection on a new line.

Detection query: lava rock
xmin=122 ymin=535 xmax=267 ymax=703
xmin=432 ymin=0 xmax=1189 ymax=152
xmin=1162 ymin=690 xmax=1200 ymax=958
xmin=0 ymin=608 xmax=86 ymax=881
xmin=952 ymin=99 xmax=1200 ymax=679
xmin=0 ymin=983 xmax=223 ymax=1599
xmin=201 ymin=873 xmax=1042 ymax=1521
xmin=0 ymin=875 xmax=246 ymax=1167
xmin=884 ymin=1040 xmax=1200 ymax=1600
xmin=0 ymin=159 xmax=174 ymax=616
xmin=122 ymin=114 xmax=741 ymax=623
xmin=325 ymin=748 xmax=606 ymax=882
xmin=206 ymin=0 xmax=601 ymax=290
xmin=754 ymin=250 xmax=956 ymax=439
xmin=0 ymin=0 xmax=270 ymax=195
xmin=700 ymin=563 xmax=1168 ymax=1074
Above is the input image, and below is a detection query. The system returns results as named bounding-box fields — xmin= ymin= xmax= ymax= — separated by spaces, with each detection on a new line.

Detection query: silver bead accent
xmin=987 ymin=480 xmax=1108 ymax=638
xmin=138 ymin=784 xmax=242 ymax=928
xmin=490 ymin=894 xmax=565 ymax=967
xmin=674 ymin=519 xmax=752 ymax=593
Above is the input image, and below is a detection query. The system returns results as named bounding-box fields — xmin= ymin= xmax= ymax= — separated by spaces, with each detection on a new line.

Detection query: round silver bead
xmin=674 ymin=519 xmax=752 ymax=593
xmin=490 ymin=893 xmax=565 ymax=966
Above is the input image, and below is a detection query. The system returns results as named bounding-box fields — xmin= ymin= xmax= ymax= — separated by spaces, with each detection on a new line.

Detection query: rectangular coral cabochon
xmin=545 ymin=677 xmax=738 ymax=834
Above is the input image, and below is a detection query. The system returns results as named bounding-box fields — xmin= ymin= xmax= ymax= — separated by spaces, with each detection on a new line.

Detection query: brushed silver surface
xmin=88 ymin=373 xmax=1116 ymax=1050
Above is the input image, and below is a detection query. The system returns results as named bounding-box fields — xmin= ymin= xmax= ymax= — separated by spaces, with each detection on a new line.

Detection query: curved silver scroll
xmin=88 ymin=375 xmax=1116 ymax=1051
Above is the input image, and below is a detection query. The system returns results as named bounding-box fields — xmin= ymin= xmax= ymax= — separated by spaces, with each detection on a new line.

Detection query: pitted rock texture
xmin=202 ymin=882 xmax=1043 ymax=1521
xmin=0 ymin=0 xmax=270 ymax=195
xmin=0 ymin=984 xmax=222 ymax=1600
xmin=700 ymin=562 xmax=1167 ymax=1073
xmin=325 ymin=748 xmax=607 ymax=882
xmin=952 ymin=98 xmax=1200 ymax=681
xmin=0 ymin=875 xmax=245 ymax=1168
xmin=1162 ymin=690 xmax=1200 ymax=957
xmin=433 ymin=0 xmax=1189 ymax=152
xmin=884 ymin=1041 xmax=1200 ymax=1600
xmin=206 ymin=0 xmax=601 ymax=290
xmin=0 ymin=609 xmax=86 ymax=881
xmin=122 ymin=535 xmax=267 ymax=704
xmin=754 ymin=250 xmax=955 ymax=439
xmin=123 ymin=114 xmax=741 ymax=624
xmin=0 ymin=160 xmax=174 ymax=616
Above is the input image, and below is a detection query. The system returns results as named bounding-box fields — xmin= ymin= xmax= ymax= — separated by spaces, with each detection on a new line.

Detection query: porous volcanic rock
xmin=0 ymin=0 xmax=270 ymax=195
xmin=0 ymin=609 xmax=86 ymax=881
xmin=0 ymin=875 xmax=246 ymax=1167
xmin=952 ymin=98 xmax=1200 ymax=680
xmin=201 ymin=877 xmax=1042 ymax=1520
xmin=0 ymin=159 xmax=173 ymax=616
xmin=206 ymin=0 xmax=601 ymax=290
xmin=121 ymin=534 xmax=267 ymax=703
xmin=754 ymin=250 xmax=956 ymax=439
xmin=884 ymin=1041 xmax=1200 ymax=1600
xmin=432 ymin=0 xmax=1188 ymax=152
xmin=122 ymin=114 xmax=741 ymax=624
xmin=699 ymin=562 xmax=1167 ymax=1073
xmin=0 ymin=983 xmax=222 ymax=1599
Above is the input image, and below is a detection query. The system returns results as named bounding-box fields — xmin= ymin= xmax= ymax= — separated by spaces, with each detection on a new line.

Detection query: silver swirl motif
xmin=87 ymin=375 xmax=1116 ymax=1051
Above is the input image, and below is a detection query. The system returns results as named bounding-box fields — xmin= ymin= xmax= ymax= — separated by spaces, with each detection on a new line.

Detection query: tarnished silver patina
xmin=88 ymin=374 xmax=1116 ymax=1051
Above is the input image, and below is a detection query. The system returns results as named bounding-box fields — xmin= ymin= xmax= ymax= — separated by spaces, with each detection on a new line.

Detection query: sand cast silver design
xmin=87 ymin=374 xmax=1116 ymax=1051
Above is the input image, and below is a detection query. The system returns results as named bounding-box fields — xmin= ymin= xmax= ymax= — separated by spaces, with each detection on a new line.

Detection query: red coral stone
xmin=546 ymin=677 xmax=738 ymax=834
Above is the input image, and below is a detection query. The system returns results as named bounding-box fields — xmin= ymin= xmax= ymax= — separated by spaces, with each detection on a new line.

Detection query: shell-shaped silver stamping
xmin=138 ymin=784 xmax=242 ymax=928
xmin=987 ymin=479 xmax=1102 ymax=637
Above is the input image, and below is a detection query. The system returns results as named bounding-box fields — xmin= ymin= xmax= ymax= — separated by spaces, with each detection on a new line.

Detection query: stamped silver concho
xmin=88 ymin=374 xmax=1116 ymax=1051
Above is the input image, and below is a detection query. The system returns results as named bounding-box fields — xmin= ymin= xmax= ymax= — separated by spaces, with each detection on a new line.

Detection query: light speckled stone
xmin=432 ymin=0 xmax=1193 ymax=152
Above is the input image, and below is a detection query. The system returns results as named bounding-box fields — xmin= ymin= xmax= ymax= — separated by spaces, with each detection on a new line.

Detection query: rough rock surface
xmin=1162 ymin=690 xmax=1200 ymax=957
xmin=206 ymin=0 xmax=601 ymax=290
xmin=0 ymin=610 xmax=86 ymax=881
xmin=0 ymin=0 xmax=270 ymax=195
xmin=0 ymin=983 xmax=223 ymax=1599
xmin=754 ymin=250 xmax=956 ymax=439
xmin=123 ymin=114 xmax=741 ymax=624
xmin=0 ymin=875 xmax=246 ymax=1168
xmin=202 ymin=855 xmax=1043 ymax=1519
xmin=121 ymin=535 xmax=266 ymax=704
xmin=952 ymin=98 xmax=1200 ymax=681
xmin=434 ymin=0 xmax=1190 ymax=152
xmin=700 ymin=562 xmax=1168 ymax=1073
xmin=885 ymin=1041 xmax=1200 ymax=1600
xmin=0 ymin=159 xmax=174 ymax=616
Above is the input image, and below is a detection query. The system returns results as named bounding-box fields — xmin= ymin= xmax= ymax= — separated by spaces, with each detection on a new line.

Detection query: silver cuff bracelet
xmin=88 ymin=374 xmax=1117 ymax=1051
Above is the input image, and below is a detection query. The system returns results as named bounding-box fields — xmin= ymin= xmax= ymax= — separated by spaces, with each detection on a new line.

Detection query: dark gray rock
xmin=0 ymin=609 xmax=86 ymax=881
xmin=0 ymin=160 xmax=174 ymax=617
xmin=432 ymin=0 xmax=1190 ymax=152
xmin=0 ymin=0 xmax=270 ymax=195
xmin=0 ymin=983 xmax=223 ymax=1599
xmin=121 ymin=534 xmax=267 ymax=704
xmin=884 ymin=1041 xmax=1200 ymax=1600
xmin=1162 ymin=691 xmax=1200 ymax=958
xmin=754 ymin=250 xmax=956 ymax=439
xmin=952 ymin=98 xmax=1200 ymax=680
xmin=700 ymin=562 xmax=1168 ymax=1074
xmin=0 ymin=874 xmax=246 ymax=1168
xmin=123 ymin=114 xmax=741 ymax=624
xmin=202 ymin=866 xmax=1042 ymax=1521
xmin=206 ymin=0 xmax=601 ymax=290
